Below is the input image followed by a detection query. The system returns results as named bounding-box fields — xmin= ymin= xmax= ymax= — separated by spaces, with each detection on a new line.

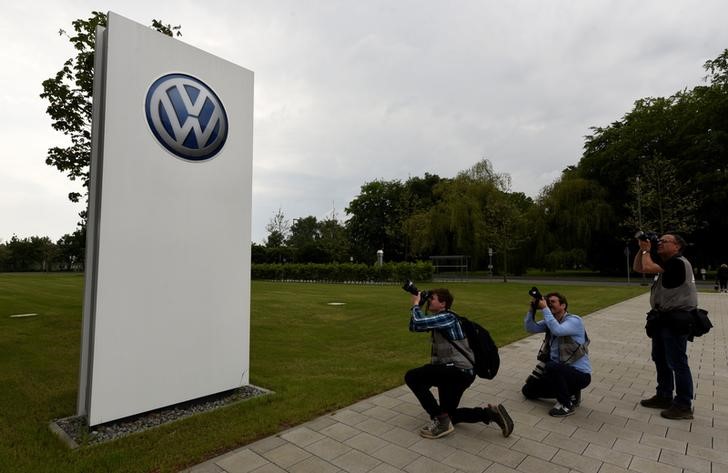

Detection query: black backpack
xmin=447 ymin=313 xmax=500 ymax=379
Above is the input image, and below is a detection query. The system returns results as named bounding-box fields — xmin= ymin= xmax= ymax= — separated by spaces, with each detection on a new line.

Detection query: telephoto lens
xmin=402 ymin=280 xmax=419 ymax=295
xmin=402 ymin=280 xmax=429 ymax=306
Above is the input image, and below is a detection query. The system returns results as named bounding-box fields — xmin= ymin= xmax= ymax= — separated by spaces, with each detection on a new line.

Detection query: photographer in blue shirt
xmin=522 ymin=291 xmax=592 ymax=417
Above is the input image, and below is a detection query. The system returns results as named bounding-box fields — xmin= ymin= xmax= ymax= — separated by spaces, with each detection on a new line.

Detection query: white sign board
xmin=79 ymin=12 xmax=253 ymax=426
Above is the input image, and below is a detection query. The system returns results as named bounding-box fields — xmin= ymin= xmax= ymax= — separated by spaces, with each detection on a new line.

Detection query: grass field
xmin=0 ymin=273 xmax=647 ymax=472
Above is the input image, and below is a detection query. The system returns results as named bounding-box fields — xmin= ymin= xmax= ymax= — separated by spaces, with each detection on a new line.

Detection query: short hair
xmin=672 ymin=234 xmax=687 ymax=251
xmin=428 ymin=288 xmax=454 ymax=310
xmin=545 ymin=292 xmax=568 ymax=311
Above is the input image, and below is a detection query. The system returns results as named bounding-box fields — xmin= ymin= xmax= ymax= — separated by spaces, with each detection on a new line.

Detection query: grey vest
xmin=650 ymin=256 xmax=698 ymax=312
xmin=431 ymin=330 xmax=474 ymax=370
xmin=537 ymin=315 xmax=590 ymax=364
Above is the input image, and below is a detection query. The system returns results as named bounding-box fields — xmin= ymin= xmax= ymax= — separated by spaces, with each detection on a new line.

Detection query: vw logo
xmin=145 ymin=73 xmax=228 ymax=161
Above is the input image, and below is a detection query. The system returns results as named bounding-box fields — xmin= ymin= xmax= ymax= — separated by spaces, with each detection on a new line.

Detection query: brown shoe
xmin=660 ymin=404 xmax=694 ymax=420
xmin=485 ymin=404 xmax=514 ymax=437
xmin=640 ymin=395 xmax=672 ymax=409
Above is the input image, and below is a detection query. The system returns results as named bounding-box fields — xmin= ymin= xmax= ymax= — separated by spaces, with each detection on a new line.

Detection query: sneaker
xmin=419 ymin=415 xmax=454 ymax=439
xmin=485 ymin=404 xmax=514 ymax=437
xmin=640 ymin=395 xmax=673 ymax=409
xmin=660 ymin=404 xmax=694 ymax=420
xmin=570 ymin=391 xmax=581 ymax=407
xmin=549 ymin=402 xmax=575 ymax=417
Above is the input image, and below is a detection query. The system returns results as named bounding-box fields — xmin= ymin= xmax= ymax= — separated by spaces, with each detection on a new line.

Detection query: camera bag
xmin=690 ymin=308 xmax=712 ymax=338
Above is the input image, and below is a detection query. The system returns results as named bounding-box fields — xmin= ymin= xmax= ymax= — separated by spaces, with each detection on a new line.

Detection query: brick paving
xmin=183 ymin=292 xmax=728 ymax=473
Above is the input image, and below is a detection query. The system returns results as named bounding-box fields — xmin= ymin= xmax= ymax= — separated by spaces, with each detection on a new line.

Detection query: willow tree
xmin=537 ymin=173 xmax=615 ymax=270
xmin=404 ymin=159 xmax=530 ymax=275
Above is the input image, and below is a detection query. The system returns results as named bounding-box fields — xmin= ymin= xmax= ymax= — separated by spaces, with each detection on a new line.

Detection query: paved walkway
xmin=184 ymin=293 xmax=728 ymax=473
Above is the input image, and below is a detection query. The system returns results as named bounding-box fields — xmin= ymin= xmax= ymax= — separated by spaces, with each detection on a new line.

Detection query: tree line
xmin=261 ymin=49 xmax=728 ymax=274
xmin=32 ymin=12 xmax=728 ymax=276
xmin=0 ymin=229 xmax=85 ymax=272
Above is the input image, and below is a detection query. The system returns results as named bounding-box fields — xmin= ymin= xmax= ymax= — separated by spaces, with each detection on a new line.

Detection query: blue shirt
xmin=524 ymin=307 xmax=592 ymax=374
xmin=409 ymin=306 xmax=465 ymax=341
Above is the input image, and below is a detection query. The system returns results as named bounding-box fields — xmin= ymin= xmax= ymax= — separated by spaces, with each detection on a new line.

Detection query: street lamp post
xmin=636 ymin=176 xmax=647 ymax=286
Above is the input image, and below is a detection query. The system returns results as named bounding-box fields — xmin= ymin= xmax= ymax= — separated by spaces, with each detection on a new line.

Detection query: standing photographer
xmin=633 ymin=233 xmax=697 ymax=420
xmin=522 ymin=291 xmax=591 ymax=417
xmin=404 ymin=287 xmax=513 ymax=439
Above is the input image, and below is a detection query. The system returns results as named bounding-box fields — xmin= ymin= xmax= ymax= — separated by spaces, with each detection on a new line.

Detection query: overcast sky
xmin=2 ymin=1 xmax=727 ymax=244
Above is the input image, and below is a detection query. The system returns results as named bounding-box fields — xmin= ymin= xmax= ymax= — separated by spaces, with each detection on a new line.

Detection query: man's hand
xmin=411 ymin=292 xmax=421 ymax=307
xmin=639 ymin=239 xmax=652 ymax=253
xmin=530 ymin=297 xmax=546 ymax=312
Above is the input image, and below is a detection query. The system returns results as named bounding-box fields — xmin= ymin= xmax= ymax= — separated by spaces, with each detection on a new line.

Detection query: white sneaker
xmin=549 ymin=402 xmax=575 ymax=417
xmin=419 ymin=416 xmax=454 ymax=438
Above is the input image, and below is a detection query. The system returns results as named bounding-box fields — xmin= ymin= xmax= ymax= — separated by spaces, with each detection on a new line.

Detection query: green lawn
xmin=0 ymin=274 xmax=647 ymax=472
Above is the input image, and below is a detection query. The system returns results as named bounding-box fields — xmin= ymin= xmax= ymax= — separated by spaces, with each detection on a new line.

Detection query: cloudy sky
xmin=2 ymin=1 xmax=727 ymax=244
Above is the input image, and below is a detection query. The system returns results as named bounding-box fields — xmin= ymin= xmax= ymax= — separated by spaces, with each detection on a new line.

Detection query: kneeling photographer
xmin=402 ymin=281 xmax=512 ymax=439
xmin=522 ymin=289 xmax=591 ymax=417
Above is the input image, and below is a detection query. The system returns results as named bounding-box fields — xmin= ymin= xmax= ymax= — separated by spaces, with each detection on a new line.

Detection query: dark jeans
xmin=651 ymin=326 xmax=693 ymax=407
xmin=522 ymin=361 xmax=591 ymax=407
xmin=405 ymin=364 xmax=495 ymax=424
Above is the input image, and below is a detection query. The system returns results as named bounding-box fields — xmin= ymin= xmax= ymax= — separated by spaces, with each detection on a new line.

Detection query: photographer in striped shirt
xmin=404 ymin=288 xmax=512 ymax=439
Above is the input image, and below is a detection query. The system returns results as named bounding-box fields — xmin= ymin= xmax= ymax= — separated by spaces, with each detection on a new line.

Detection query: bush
xmin=251 ymin=261 xmax=433 ymax=282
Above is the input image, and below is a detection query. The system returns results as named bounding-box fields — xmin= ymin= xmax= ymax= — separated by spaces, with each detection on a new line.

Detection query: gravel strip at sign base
xmin=50 ymin=385 xmax=271 ymax=448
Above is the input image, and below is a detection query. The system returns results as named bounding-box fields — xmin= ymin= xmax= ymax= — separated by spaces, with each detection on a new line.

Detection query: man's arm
xmin=541 ymin=307 xmax=584 ymax=337
xmin=633 ymin=240 xmax=664 ymax=274
xmin=660 ymin=256 xmax=687 ymax=289
xmin=524 ymin=306 xmax=546 ymax=333
xmin=409 ymin=305 xmax=459 ymax=332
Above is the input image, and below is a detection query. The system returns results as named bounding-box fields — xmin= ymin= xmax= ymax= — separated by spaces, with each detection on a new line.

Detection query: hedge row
xmin=251 ymin=261 xmax=433 ymax=282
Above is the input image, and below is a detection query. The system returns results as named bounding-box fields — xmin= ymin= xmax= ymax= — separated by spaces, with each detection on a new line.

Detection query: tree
xmin=404 ymin=159 xmax=530 ymax=273
xmin=4 ymin=235 xmax=35 ymax=271
xmin=317 ymin=218 xmax=350 ymax=263
xmin=704 ymin=48 xmax=728 ymax=88
xmin=265 ymin=208 xmax=291 ymax=249
xmin=0 ymin=235 xmax=59 ymax=271
xmin=403 ymin=173 xmax=445 ymax=209
xmin=279 ymin=215 xmax=350 ymax=263
xmin=624 ymin=155 xmax=698 ymax=235
xmin=459 ymin=158 xmax=511 ymax=192
xmin=345 ymin=180 xmax=409 ymax=262
xmin=40 ymin=12 xmax=181 ymax=222
xmin=32 ymin=236 xmax=58 ymax=272
xmin=485 ymin=192 xmax=531 ymax=281
xmin=535 ymin=174 xmax=615 ymax=271
xmin=287 ymin=216 xmax=319 ymax=249
xmin=56 ymin=228 xmax=86 ymax=271
xmin=0 ymin=242 xmax=8 ymax=271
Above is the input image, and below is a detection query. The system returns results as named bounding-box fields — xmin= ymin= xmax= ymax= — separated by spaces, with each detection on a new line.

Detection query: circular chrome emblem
xmin=145 ymin=73 xmax=228 ymax=161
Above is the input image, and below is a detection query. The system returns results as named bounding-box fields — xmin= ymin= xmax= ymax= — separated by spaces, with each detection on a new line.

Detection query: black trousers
xmin=522 ymin=361 xmax=591 ymax=407
xmin=405 ymin=364 xmax=496 ymax=424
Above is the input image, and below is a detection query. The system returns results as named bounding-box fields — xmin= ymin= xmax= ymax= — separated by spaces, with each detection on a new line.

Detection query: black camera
xmin=402 ymin=280 xmax=430 ymax=306
xmin=529 ymin=286 xmax=542 ymax=311
xmin=635 ymin=230 xmax=659 ymax=245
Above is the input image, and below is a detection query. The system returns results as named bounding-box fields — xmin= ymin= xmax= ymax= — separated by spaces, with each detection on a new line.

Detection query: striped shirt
xmin=409 ymin=306 xmax=465 ymax=341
